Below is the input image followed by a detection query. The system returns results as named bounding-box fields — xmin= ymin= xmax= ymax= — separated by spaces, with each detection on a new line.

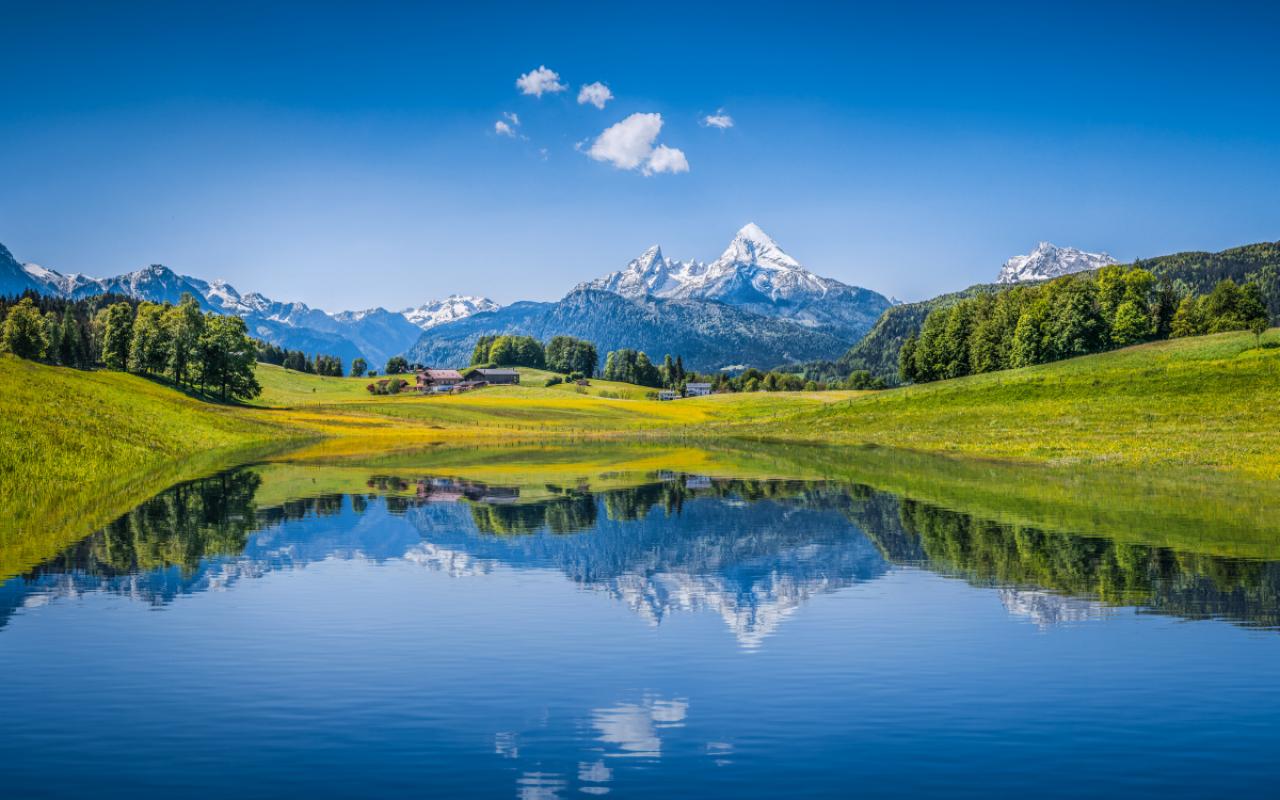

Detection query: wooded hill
xmin=838 ymin=241 xmax=1280 ymax=383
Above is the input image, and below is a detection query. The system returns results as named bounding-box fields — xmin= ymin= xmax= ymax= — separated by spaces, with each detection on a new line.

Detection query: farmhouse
xmin=658 ymin=389 xmax=680 ymax=401
xmin=476 ymin=368 xmax=520 ymax=385
xmin=418 ymin=369 xmax=463 ymax=391
xmin=685 ymin=382 xmax=713 ymax=397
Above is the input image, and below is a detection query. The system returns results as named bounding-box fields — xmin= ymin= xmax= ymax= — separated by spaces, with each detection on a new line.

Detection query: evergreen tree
xmin=898 ymin=333 xmax=918 ymax=383
xmin=58 ymin=308 xmax=85 ymax=366
xmin=351 ymin=357 xmax=367 ymax=377
xmin=41 ymin=311 xmax=63 ymax=363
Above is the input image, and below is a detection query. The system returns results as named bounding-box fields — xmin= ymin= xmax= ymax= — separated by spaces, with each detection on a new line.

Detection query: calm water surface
xmin=2 ymin=463 xmax=1279 ymax=798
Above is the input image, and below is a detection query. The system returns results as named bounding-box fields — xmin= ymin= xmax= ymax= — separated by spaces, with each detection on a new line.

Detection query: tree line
xmin=601 ymin=347 xmax=883 ymax=393
xmin=256 ymin=342 xmax=353 ymax=377
xmin=467 ymin=334 xmax=601 ymax=377
xmin=0 ymin=292 xmax=261 ymax=401
xmin=899 ymin=267 xmax=1269 ymax=384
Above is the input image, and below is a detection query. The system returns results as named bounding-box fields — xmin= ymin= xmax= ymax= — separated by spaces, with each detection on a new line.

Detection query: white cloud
xmin=701 ymin=109 xmax=734 ymax=129
xmin=494 ymin=111 xmax=521 ymax=138
xmin=587 ymin=112 xmax=663 ymax=170
xmin=644 ymin=145 xmax=689 ymax=175
xmin=577 ymin=81 xmax=613 ymax=109
xmin=516 ymin=65 xmax=566 ymax=97
xmin=586 ymin=112 xmax=689 ymax=176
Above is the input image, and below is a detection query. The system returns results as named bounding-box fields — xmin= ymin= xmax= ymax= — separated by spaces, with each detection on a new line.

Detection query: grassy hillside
xmin=739 ymin=329 xmax=1280 ymax=477
xmin=0 ymin=354 xmax=299 ymax=572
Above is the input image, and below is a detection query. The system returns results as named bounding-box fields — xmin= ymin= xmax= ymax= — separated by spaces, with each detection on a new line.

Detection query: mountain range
xmin=577 ymin=223 xmax=890 ymax=341
xmin=409 ymin=224 xmax=893 ymax=371
xmin=9 ymin=229 xmax=1161 ymax=377
xmin=0 ymin=242 xmax=497 ymax=368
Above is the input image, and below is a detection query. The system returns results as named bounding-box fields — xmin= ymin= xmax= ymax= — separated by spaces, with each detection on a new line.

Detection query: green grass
xmin=0 ymin=354 xmax=304 ymax=574
xmin=252 ymin=363 xmax=394 ymax=405
xmin=732 ymin=329 xmax=1280 ymax=477
xmin=6 ymin=330 xmax=1280 ymax=577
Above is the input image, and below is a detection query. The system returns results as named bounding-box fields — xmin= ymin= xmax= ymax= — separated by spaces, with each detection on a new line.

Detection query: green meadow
xmin=2 ymin=328 xmax=1278 ymax=574
xmin=731 ymin=328 xmax=1280 ymax=477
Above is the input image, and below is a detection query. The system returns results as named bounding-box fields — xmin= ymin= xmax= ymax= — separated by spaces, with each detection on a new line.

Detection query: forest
xmin=899 ymin=268 xmax=1268 ymax=383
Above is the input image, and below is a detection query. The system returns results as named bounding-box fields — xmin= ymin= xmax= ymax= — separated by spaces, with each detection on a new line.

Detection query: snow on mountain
xmin=673 ymin=222 xmax=836 ymax=304
xmin=997 ymin=242 xmax=1118 ymax=284
xmin=399 ymin=295 xmax=501 ymax=330
xmin=578 ymin=246 xmax=708 ymax=299
xmin=0 ymin=239 xmax=496 ymax=367
xmin=579 ymin=223 xmax=892 ymax=340
xmin=0 ymin=244 xmax=47 ymax=297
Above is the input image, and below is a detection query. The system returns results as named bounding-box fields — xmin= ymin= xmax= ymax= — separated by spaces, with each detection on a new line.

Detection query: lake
xmin=2 ymin=444 xmax=1279 ymax=798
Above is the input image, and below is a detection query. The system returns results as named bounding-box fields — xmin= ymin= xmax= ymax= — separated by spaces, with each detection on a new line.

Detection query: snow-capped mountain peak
xmin=576 ymin=245 xmax=707 ymax=299
xmin=997 ymin=242 xmax=1118 ymax=284
xmin=400 ymin=295 xmax=501 ymax=330
xmin=715 ymin=222 xmax=802 ymax=272
xmin=576 ymin=224 xmax=892 ymax=339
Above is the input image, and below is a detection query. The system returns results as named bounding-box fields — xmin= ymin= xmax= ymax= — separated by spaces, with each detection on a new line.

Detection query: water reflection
xmin=592 ymin=696 xmax=689 ymax=759
xmin=3 ymin=465 xmax=1280 ymax=640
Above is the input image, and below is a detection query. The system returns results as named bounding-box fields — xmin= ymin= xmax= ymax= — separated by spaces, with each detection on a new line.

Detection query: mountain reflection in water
xmin=3 ymin=465 xmax=1279 ymax=641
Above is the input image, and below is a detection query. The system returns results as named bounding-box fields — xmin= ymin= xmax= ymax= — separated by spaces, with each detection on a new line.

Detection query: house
xmin=658 ymin=389 xmax=680 ymax=401
xmin=418 ymin=368 xmax=463 ymax=390
xmin=685 ymin=382 xmax=713 ymax=397
xmin=476 ymin=368 xmax=520 ymax=385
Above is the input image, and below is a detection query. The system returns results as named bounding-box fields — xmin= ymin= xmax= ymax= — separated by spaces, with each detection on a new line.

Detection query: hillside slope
xmin=0 ymin=355 xmax=296 ymax=573
xmin=744 ymin=330 xmax=1280 ymax=476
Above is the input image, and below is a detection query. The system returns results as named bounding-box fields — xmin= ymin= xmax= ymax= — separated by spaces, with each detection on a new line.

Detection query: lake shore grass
xmin=724 ymin=328 xmax=1280 ymax=478
xmin=3 ymin=329 xmax=1278 ymax=572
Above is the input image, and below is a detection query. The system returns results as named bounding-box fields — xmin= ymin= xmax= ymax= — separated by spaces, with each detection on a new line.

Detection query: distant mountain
xmin=406 ymin=289 xmax=854 ymax=372
xmin=0 ymin=244 xmax=47 ymax=297
xmin=400 ymin=296 xmax=501 ymax=330
xmin=580 ymin=223 xmax=892 ymax=341
xmin=0 ymin=243 xmax=499 ymax=368
xmin=997 ymin=241 xmax=1117 ymax=283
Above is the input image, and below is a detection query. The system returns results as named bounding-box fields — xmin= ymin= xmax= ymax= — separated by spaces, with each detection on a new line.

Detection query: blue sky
xmin=2 ymin=0 xmax=1278 ymax=309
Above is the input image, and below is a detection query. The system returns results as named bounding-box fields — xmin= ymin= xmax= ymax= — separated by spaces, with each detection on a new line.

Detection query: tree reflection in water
xmin=3 ymin=465 xmax=1279 ymax=637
